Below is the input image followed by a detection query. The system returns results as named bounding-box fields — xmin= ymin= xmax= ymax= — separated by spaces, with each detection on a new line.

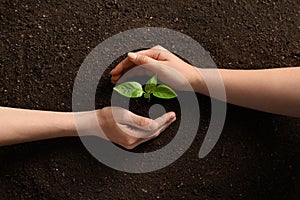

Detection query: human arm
xmin=110 ymin=46 xmax=300 ymax=118
xmin=0 ymin=106 xmax=175 ymax=149
xmin=198 ymin=67 xmax=300 ymax=118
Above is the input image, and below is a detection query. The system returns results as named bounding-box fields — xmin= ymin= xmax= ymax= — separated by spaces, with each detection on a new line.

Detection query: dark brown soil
xmin=1 ymin=0 xmax=300 ymax=199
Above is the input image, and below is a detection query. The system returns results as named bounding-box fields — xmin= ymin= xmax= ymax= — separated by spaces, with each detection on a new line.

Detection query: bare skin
xmin=110 ymin=46 xmax=300 ymax=118
xmin=2 ymin=46 xmax=298 ymax=148
xmin=0 ymin=106 xmax=176 ymax=149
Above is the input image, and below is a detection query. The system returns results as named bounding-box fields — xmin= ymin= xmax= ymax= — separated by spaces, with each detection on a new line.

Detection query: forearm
xmin=195 ymin=67 xmax=300 ymax=117
xmin=0 ymin=107 xmax=77 ymax=146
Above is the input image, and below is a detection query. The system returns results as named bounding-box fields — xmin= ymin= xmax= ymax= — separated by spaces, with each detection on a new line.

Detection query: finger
xmin=110 ymin=47 xmax=170 ymax=83
xmin=109 ymin=48 xmax=159 ymax=76
xmin=127 ymin=47 xmax=173 ymax=65
xmin=137 ymin=47 xmax=171 ymax=60
xmin=152 ymin=45 xmax=170 ymax=52
xmin=110 ymin=47 xmax=169 ymax=75
xmin=113 ymin=108 xmax=152 ymax=127
xmin=111 ymin=74 xmax=121 ymax=82
xmin=131 ymin=118 xmax=176 ymax=148
xmin=150 ymin=117 xmax=176 ymax=138
xmin=127 ymin=52 xmax=159 ymax=66
xmin=129 ymin=112 xmax=153 ymax=129
xmin=130 ymin=111 xmax=176 ymax=131
xmin=110 ymin=52 xmax=154 ymax=83
xmin=118 ymin=113 xmax=176 ymax=140
xmin=110 ymin=57 xmax=135 ymax=76
xmin=150 ymin=111 xmax=176 ymax=130
xmin=111 ymin=66 xmax=151 ymax=84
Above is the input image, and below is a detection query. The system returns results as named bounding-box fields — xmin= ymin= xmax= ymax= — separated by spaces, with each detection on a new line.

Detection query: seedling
xmin=113 ymin=75 xmax=177 ymax=102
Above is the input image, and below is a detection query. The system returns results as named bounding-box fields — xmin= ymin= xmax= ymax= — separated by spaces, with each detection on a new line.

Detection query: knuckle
xmin=124 ymin=144 xmax=136 ymax=150
xmin=124 ymin=138 xmax=137 ymax=149
xmin=136 ymin=117 xmax=150 ymax=127
xmin=139 ymin=55 xmax=148 ymax=64
xmin=154 ymin=45 xmax=162 ymax=49
xmin=148 ymin=122 xmax=158 ymax=131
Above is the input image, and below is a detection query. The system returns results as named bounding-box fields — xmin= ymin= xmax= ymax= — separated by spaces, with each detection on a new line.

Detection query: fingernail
xmin=128 ymin=52 xmax=137 ymax=59
xmin=169 ymin=112 xmax=176 ymax=119
xmin=170 ymin=117 xmax=176 ymax=123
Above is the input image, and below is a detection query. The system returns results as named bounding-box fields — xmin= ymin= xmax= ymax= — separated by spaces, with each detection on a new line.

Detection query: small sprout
xmin=145 ymin=75 xmax=157 ymax=94
xmin=113 ymin=75 xmax=177 ymax=101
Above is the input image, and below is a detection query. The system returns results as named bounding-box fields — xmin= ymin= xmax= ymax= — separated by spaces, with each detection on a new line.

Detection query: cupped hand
xmin=110 ymin=46 xmax=202 ymax=91
xmin=93 ymin=107 xmax=176 ymax=149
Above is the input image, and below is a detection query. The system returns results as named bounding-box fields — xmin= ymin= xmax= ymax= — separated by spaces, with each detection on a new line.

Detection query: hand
xmin=79 ymin=107 xmax=176 ymax=150
xmin=110 ymin=46 xmax=202 ymax=91
xmin=0 ymin=107 xmax=175 ymax=148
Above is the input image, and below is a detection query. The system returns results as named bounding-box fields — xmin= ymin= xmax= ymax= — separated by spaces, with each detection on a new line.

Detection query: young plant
xmin=113 ymin=75 xmax=177 ymax=102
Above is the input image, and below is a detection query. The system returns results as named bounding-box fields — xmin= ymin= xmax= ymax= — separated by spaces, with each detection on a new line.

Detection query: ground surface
xmin=0 ymin=0 xmax=300 ymax=199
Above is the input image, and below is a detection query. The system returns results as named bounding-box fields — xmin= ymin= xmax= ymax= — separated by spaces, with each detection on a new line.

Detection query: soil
xmin=1 ymin=0 xmax=300 ymax=199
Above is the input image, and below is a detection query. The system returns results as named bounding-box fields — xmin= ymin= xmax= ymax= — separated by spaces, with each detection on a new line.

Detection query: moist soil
xmin=1 ymin=0 xmax=300 ymax=199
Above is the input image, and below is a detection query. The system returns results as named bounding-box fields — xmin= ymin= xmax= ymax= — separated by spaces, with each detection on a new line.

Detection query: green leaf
xmin=145 ymin=75 xmax=157 ymax=93
xmin=153 ymin=85 xmax=177 ymax=99
xmin=113 ymin=82 xmax=144 ymax=98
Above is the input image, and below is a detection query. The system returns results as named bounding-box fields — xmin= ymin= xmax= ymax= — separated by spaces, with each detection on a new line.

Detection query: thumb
xmin=127 ymin=52 xmax=158 ymax=66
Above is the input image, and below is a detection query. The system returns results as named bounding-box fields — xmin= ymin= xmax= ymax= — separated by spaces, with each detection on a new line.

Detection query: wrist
xmin=190 ymin=67 xmax=207 ymax=94
xmin=71 ymin=110 xmax=104 ymax=137
xmin=60 ymin=112 xmax=78 ymax=137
